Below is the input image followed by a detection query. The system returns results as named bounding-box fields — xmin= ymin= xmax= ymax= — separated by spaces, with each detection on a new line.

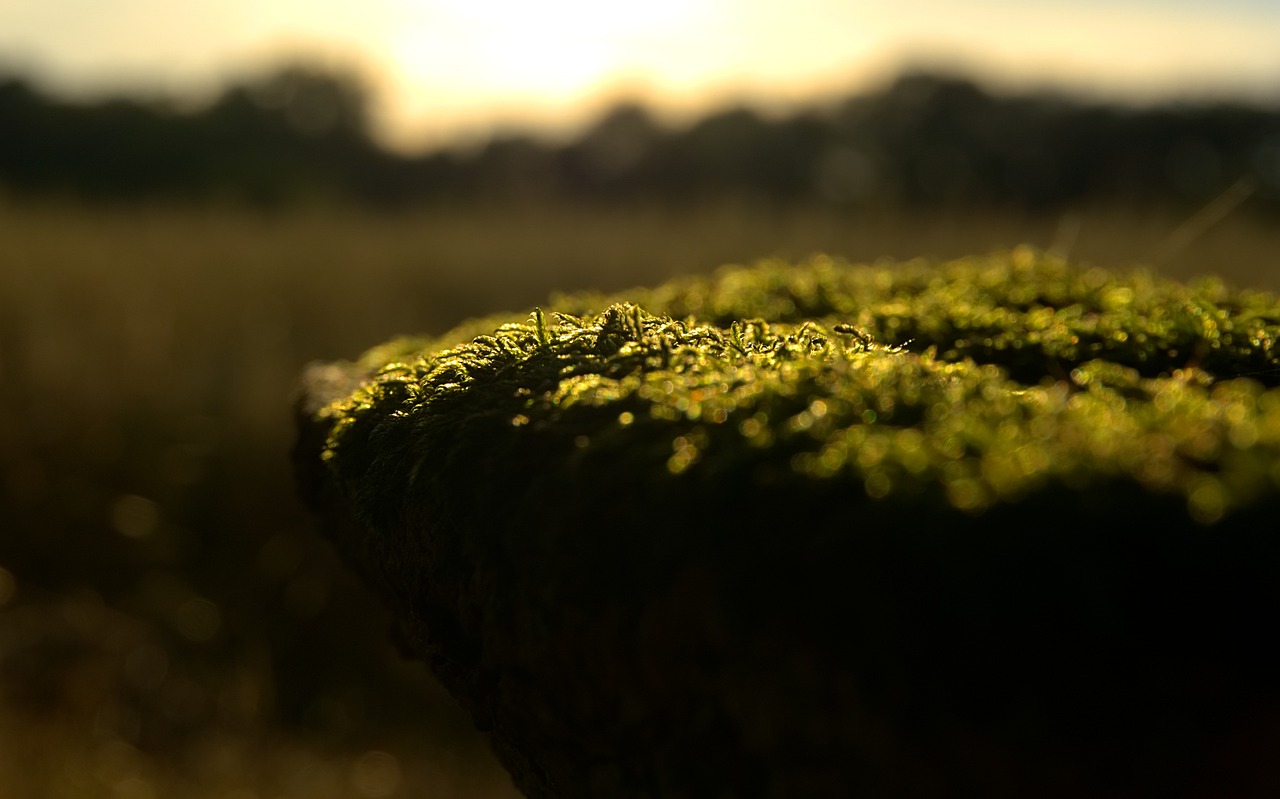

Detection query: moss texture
xmin=297 ymin=250 xmax=1280 ymax=798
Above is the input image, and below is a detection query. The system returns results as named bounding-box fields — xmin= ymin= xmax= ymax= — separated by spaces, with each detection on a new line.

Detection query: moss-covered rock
xmin=295 ymin=250 xmax=1280 ymax=798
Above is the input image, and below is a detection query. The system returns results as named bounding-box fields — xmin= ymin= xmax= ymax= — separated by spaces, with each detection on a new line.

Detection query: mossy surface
xmin=319 ymin=249 xmax=1280 ymax=528
xmin=299 ymin=250 xmax=1280 ymax=798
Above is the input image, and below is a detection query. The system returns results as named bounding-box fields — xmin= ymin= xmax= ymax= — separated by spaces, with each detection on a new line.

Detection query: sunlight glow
xmin=376 ymin=0 xmax=887 ymax=149
xmin=2 ymin=0 xmax=1279 ymax=152
xmin=375 ymin=0 xmax=738 ymax=148
xmin=367 ymin=0 xmax=1280 ymax=151
xmin=390 ymin=0 xmax=716 ymax=95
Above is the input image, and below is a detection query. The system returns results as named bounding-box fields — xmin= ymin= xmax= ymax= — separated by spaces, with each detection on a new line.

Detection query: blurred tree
xmin=468 ymin=134 xmax=562 ymax=202
xmin=559 ymin=102 xmax=665 ymax=199
xmin=246 ymin=64 xmax=371 ymax=139
xmin=656 ymin=107 xmax=825 ymax=202
xmin=2 ymin=63 xmax=1279 ymax=211
xmin=0 ymin=77 xmax=55 ymax=192
xmin=196 ymin=63 xmax=392 ymax=204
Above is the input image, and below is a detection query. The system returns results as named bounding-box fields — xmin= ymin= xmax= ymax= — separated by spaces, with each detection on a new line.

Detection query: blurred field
xmin=2 ymin=198 xmax=1279 ymax=798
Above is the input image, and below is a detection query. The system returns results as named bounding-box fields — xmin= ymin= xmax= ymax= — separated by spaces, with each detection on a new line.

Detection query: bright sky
xmin=2 ymin=0 xmax=1279 ymax=152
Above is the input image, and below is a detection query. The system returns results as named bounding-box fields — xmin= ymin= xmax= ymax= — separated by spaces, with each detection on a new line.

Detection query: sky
xmin=2 ymin=0 xmax=1279 ymax=152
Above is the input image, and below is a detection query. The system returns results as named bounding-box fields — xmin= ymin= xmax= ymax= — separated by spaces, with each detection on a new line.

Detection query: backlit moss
xmin=316 ymin=251 xmax=1280 ymax=530
xmin=298 ymin=248 xmax=1280 ymax=799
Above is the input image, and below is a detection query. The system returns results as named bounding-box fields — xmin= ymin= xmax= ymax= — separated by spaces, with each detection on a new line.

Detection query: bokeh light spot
xmin=172 ymin=598 xmax=222 ymax=643
xmin=111 ymin=494 xmax=160 ymax=538
xmin=351 ymin=750 xmax=403 ymax=798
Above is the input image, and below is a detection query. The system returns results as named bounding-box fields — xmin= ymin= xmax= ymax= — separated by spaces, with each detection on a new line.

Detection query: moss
xmin=298 ymin=250 xmax=1280 ymax=798
xmin=319 ymin=249 xmax=1280 ymax=530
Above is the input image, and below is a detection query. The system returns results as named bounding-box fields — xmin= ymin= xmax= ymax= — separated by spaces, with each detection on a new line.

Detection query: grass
xmin=4 ymin=197 xmax=1280 ymax=797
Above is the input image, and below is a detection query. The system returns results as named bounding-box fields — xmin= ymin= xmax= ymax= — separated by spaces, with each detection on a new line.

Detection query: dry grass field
xmin=2 ymin=198 xmax=1278 ymax=797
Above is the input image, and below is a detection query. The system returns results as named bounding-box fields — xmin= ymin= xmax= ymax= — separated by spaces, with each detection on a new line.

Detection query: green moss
xmin=317 ymin=249 xmax=1280 ymax=530
xmin=299 ymin=249 xmax=1280 ymax=796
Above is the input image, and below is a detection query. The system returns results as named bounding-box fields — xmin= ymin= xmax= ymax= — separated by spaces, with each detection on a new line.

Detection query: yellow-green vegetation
xmin=302 ymin=250 xmax=1280 ymax=796
xmin=320 ymin=249 xmax=1280 ymax=529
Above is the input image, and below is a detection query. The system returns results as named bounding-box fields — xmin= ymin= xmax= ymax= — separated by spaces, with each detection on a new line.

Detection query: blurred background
xmin=3 ymin=2 xmax=1280 ymax=796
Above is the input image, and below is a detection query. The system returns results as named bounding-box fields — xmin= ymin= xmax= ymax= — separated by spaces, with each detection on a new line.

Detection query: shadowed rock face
xmin=295 ymin=252 xmax=1280 ymax=798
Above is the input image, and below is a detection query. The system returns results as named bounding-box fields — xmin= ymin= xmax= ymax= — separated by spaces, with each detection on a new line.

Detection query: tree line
xmin=2 ymin=63 xmax=1279 ymax=211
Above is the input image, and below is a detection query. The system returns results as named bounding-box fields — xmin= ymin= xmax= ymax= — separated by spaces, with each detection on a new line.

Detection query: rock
xmin=295 ymin=252 xmax=1280 ymax=797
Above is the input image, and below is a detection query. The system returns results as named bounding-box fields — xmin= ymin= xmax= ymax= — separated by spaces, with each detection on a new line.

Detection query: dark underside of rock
xmin=295 ymin=253 xmax=1280 ymax=798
